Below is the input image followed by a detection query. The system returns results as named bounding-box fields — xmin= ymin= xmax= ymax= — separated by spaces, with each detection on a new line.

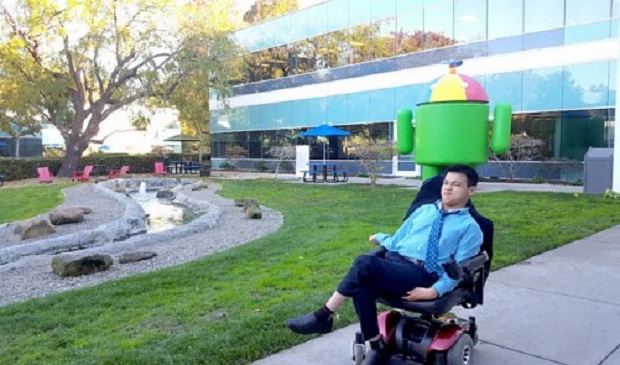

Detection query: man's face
xmin=441 ymin=172 xmax=475 ymax=209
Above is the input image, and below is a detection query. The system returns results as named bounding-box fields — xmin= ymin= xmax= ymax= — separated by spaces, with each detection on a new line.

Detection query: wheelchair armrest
xmin=442 ymin=252 xmax=488 ymax=281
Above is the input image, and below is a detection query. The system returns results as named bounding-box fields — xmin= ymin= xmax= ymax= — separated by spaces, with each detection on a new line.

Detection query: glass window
xmin=350 ymin=0 xmax=371 ymax=25
xmin=563 ymin=61 xmax=610 ymax=109
xmin=275 ymin=102 xmax=293 ymax=129
xmin=370 ymin=88 xmax=396 ymax=122
xmin=560 ymin=110 xmax=607 ymax=159
xmin=327 ymin=95 xmax=348 ymax=124
xmin=347 ymin=92 xmax=371 ymax=124
xmin=308 ymin=97 xmax=329 ymax=125
xmin=305 ymin=4 xmax=327 ymax=39
xmin=455 ymin=0 xmax=487 ymax=43
xmin=487 ymin=72 xmax=524 ymax=111
xmin=609 ymin=60 xmax=616 ymax=106
xmin=522 ymin=67 xmax=563 ymax=112
xmin=395 ymin=1 xmax=424 ymax=55
xmin=614 ymin=0 xmax=620 ymax=17
xmin=489 ymin=0 xmax=523 ymax=39
xmin=566 ymin=0 xmax=611 ymax=26
xmin=372 ymin=0 xmax=396 ymax=21
xmin=423 ymin=0 xmax=454 ymax=48
xmin=524 ymin=0 xmax=564 ymax=33
xmin=327 ymin=0 xmax=349 ymax=33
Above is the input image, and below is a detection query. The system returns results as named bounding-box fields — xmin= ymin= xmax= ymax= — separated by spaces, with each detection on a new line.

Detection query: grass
xmin=0 ymin=184 xmax=73 ymax=224
xmin=0 ymin=180 xmax=619 ymax=364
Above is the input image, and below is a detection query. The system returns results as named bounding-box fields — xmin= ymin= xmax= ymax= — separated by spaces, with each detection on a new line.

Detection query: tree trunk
xmin=58 ymin=143 xmax=86 ymax=177
xmin=14 ymin=137 xmax=20 ymax=158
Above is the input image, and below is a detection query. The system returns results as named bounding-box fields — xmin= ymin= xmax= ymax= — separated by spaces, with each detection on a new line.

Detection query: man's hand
xmin=368 ymin=234 xmax=379 ymax=245
xmin=402 ymin=287 xmax=439 ymax=301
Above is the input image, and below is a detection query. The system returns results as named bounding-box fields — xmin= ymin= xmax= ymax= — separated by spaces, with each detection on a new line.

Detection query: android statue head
xmin=397 ymin=61 xmax=512 ymax=180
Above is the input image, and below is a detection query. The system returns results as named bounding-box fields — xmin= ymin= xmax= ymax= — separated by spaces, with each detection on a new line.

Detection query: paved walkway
xmin=240 ymin=173 xmax=619 ymax=365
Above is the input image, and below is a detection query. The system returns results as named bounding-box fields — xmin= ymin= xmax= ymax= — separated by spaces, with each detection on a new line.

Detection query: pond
xmin=130 ymin=189 xmax=195 ymax=233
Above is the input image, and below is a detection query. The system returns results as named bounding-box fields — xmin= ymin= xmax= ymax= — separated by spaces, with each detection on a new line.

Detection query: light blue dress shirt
xmin=374 ymin=202 xmax=483 ymax=296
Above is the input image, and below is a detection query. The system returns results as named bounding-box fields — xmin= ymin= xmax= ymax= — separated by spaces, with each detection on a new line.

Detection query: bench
xmin=330 ymin=170 xmax=348 ymax=182
xmin=301 ymin=170 xmax=323 ymax=183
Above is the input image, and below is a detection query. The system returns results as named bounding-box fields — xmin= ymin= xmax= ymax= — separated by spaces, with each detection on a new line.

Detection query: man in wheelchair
xmin=287 ymin=164 xmax=490 ymax=365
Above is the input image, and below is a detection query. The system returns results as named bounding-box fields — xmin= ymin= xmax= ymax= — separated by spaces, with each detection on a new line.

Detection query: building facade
xmin=210 ymin=0 xmax=619 ymax=179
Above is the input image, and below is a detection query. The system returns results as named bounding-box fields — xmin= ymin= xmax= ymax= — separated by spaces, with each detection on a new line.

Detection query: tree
xmin=168 ymin=0 xmax=241 ymax=173
xmin=243 ymin=0 xmax=298 ymax=24
xmin=491 ymin=134 xmax=545 ymax=181
xmin=266 ymin=145 xmax=295 ymax=179
xmin=353 ymin=142 xmax=395 ymax=186
xmin=0 ymin=75 xmax=41 ymax=158
xmin=0 ymin=0 xmax=238 ymax=176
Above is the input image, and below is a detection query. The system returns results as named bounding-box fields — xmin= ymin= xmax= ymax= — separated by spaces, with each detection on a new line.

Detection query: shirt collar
xmin=435 ymin=200 xmax=469 ymax=215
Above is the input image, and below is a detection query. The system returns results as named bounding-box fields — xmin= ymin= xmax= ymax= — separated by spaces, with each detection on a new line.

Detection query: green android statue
xmin=397 ymin=61 xmax=512 ymax=180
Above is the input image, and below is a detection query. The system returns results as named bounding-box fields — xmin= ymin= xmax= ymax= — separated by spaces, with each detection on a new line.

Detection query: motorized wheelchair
xmin=351 ymin=174 xmax=494 ymax=365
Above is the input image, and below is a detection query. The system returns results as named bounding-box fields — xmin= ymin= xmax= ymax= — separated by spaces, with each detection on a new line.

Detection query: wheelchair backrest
xmin=404 ymin=174 xmax=494 ymax=282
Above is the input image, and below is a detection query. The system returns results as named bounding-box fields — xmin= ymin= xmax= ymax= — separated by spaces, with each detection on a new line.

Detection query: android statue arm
xmin=396 ymin=103 xmax=512 ymax=180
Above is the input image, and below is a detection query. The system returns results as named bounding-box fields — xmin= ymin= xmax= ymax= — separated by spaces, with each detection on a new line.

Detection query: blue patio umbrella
xmin=300 ymin=124 xmax=351 ymax=162
xmin=99 ymin=145 xmax=111 ymax=151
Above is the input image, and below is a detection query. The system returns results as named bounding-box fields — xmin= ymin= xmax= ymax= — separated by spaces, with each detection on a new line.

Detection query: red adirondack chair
xmin=37 ymin=167 xmax=54 ymax=183
xmin=154 ymin=162 xmax=167 ymax=176
xmin=72 ymin=165 xmax=94 ymax=182
xmin=109 ymin=165 xmax=129 ymax=179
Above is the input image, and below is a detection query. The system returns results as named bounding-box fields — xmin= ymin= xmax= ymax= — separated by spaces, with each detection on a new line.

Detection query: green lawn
xmin=0 ymin=184 xmax=72 ymax=224
xmin=1 ymin=180 xmax=619 ymax=365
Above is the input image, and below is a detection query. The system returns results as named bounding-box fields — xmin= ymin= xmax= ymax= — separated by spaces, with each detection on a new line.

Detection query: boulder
xmin=49 ymin=207 xmax=85 ymax=225
xmin=71 ymin=206 xmax=93 ymax=214
xmin=112 ymin=179 xmax=127 ymax=193
xmin=156 ymin=190 xmax=175 ymax=199
xmin=119 ymin=251 xmax=157 ymax=264
xmin=190 ymin=181 xmax=209 ymax=191
xmin=243 ymin=199 xmax=262 ymax=219
xmin=51 ymin=253 xmax=113 ymax=277
xmin=21 ymin=219 xmax=56 ymax=240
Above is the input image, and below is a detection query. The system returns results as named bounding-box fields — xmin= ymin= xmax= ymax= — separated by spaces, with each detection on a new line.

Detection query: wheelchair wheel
xmin=351 ymin=341 xmax=365 ymax=365
xmin=446 ymin=334 xmax=474 ymax=365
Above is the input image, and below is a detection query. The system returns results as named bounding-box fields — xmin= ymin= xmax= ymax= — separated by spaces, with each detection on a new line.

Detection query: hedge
xmin=0 ymin=153 xmax=202 ymax=181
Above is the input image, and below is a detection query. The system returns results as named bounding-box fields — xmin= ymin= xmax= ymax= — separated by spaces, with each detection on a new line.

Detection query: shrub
xmin=254 ymin=161 xmax=269 ymax=172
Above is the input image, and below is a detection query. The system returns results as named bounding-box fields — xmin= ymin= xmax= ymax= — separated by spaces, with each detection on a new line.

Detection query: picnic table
xmin=167 ymin=161 xmax=202 ymax=174
xmin=302 ymin=162 xmax=348 ymax=183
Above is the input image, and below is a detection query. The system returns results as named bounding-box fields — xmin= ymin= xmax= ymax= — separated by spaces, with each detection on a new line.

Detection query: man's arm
xmin=431 ymin=223 xmax=483 ymax=296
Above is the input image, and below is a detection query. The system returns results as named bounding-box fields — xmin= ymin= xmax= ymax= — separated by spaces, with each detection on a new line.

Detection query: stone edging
xmin=0 ymin=178 xmax=220 ymax=265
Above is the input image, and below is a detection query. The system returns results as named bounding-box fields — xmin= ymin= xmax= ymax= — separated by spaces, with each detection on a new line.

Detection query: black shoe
xmin=362 ymin=339 xmax=390 ymax=365
xmin=286 ymin=313 xmax=333 ymax=335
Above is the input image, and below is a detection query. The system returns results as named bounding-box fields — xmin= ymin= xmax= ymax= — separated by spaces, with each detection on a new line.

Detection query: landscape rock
xmin=119 ymin=251 xmax=157 ymax=264
xmin=243 ymin=199 xmax=262 ymax=219
xmin=51 ymin=253 xmax=113 ymax=277
xmin=190 ymin=181 xmax=209 ymax=191
xmin=49 ymin=207 xmax=85 ymax=225
xmin=21 ymin=219 xmax=57 ymax=240
xmin=156 ymin=190 xmax=175 ymax=199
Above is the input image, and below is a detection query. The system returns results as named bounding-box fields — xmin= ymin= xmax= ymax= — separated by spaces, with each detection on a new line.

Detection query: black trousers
xmin=336 ymin=252 xmax=438 ymax=341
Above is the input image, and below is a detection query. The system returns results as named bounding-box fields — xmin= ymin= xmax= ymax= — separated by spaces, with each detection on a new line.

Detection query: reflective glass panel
xmin=350 ymin=0 xmax=372 ymax=25
xmin=566 ymin=0 xmax=611 ymax=25
xmin=489 ymin=0 xmax=523 ymax=39
xmin=306 ymin=3 xmax=328 ymax=37
xmin=327 ymin=0 xmax=349 ymax=32
xmin=370 ymin=88 xmax=396 ymax=122
xmin=524 ymin=0 xmax=564 ymax=33
xmin=455 ymin=0 xmax=487 ymax=43
xmin=522 ymin=67 xmax=563 ymax=111
xmin=327 ymin=95 xmax=348 ymax=124
xmin=347 ymin=92 xmax=371 ymax=124
xmin=563 ymin=61 xmax=610 ymax=109
xmin=395 ymin=1 xmax=424 ymax=55
xmin=423 ymin=0 xmax=454 ymax=48
xmin=372 ymin=0 xmax=396 ymax=21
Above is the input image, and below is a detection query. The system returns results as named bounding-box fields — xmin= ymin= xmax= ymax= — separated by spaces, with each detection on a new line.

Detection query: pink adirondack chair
xmin=154 ymin=162 xmax=167 ymax=176
xmin=72 ymin=165 xmax=94 ymax=182
xmin=37 ymin=167 xmax=54 ymax=183
xmin=109 ymin=165 xmax=129 ymax=179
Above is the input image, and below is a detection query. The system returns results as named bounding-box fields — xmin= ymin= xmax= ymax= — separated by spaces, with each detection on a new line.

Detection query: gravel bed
xmin=0 ymin=181 xmax=283 ymax=307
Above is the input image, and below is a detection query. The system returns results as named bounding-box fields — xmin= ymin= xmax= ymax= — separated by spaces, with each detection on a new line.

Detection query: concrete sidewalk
xmin=252 ymin=223 xmax=620 ymax=365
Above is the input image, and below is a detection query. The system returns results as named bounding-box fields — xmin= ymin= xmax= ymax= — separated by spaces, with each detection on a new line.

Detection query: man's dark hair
xmin=444 ymin=164 xmax=479 ymax=187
